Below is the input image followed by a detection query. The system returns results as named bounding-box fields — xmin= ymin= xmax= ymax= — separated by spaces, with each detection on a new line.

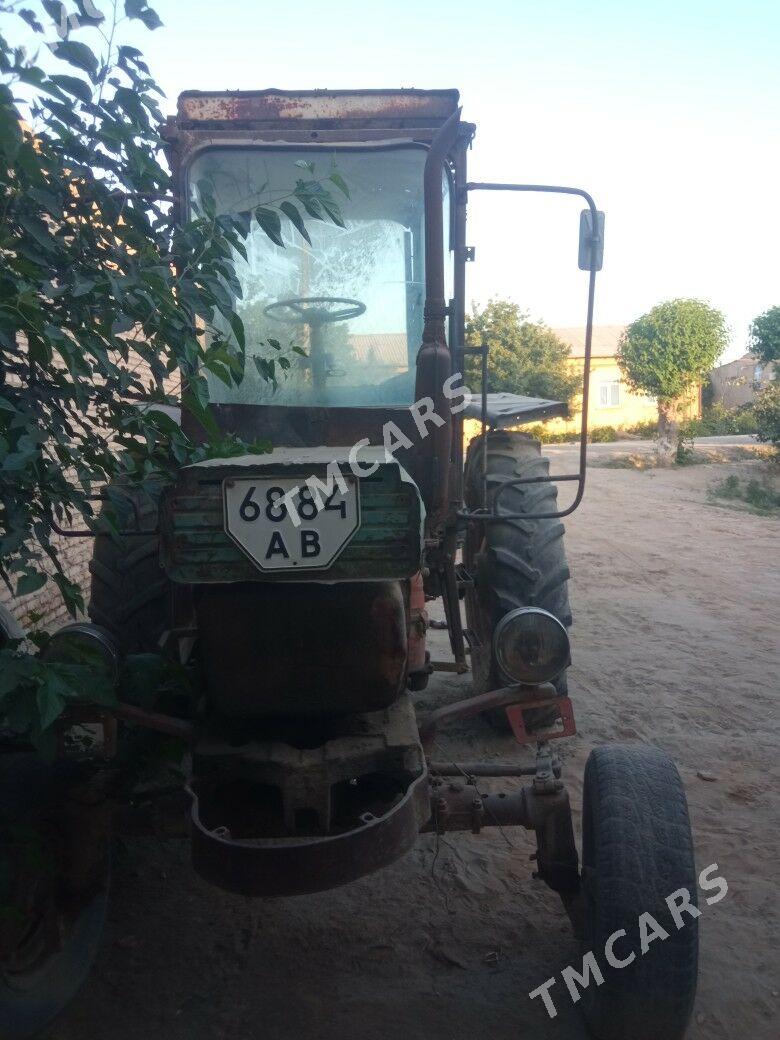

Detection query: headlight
xmin=492 ymin=607 xmax=570 ymax=685
xmin=42 ymin=623 xmax=119 ymax=684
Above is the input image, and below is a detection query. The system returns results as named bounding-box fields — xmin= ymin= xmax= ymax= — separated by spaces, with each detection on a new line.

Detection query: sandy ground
xmin=47 ymin=446 xmax=779 ymax=1040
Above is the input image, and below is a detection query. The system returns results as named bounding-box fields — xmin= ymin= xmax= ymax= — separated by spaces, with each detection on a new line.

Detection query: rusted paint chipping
xmin=178 ymin=89 xmax=460 ymax=124
xmin=160 ymin=462 xmax=423 ymax=584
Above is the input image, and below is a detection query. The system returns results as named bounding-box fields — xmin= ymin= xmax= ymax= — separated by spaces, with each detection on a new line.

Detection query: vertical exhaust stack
xmin=415 ymin=108 xmax=462 ymax=527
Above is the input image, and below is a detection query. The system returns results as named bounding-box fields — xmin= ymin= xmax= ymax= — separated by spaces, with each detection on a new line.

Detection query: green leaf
xmin=296 ymin=193 xmax=324 ymax=221
xmin=52 ymin=573 xmax=84 ymax=617
xmin=71 ymin=276 xmax=96 ymax=297
xmin=254 ymin=207 xmax=284 ymax=247
xmin=19 ymin=9 xmax=44 ymax=33
xmin=74 ymin=1 xmax=105 ymax=26
xmin=254 ymin=357 xmax=276 ymax=383
xmin=329 ymin=171 xmax=350 ymax=199
xmin=319 ymin=195 xmax=346 ymax=229
xmin=42 ymin=1 xmax=67 ymax=27
xmin=113 ymin=86 xmax=150 ymax=128
xmin=36 ymin=680 xmax=66 ymax=731
xmin=0 ymin=107 xmax=23 ymax=161
xmin=117 ymin=45 xmax=150 ymax=74
xmin=182 ymin=390 xmax=219 ymax=440
xmin=204 ymin=359 xmax=232 ymax=386
xmin=232 ymin=210 xmax=251 ymax=237
xmin=228 ymin=312 xmax=245 ymax=350
xmin=138 ymin=8 xmax=163 ymax=29
xmin=279 ymin=201 xmax=311 ymax=245
xmin=16 ymin=570 xmax=47 ymax=597
xmin=123 ymin=0 xmax=162 ymax=27
xmin=49 ymin=40 xmax=99 ymax=80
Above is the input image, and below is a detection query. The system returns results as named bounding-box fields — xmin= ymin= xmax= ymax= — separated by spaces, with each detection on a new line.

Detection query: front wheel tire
xmin=580 ymin=744 xmax=698 ymax=1040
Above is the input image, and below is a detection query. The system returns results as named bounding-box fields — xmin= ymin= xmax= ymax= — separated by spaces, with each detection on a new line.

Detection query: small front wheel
xmin=580 ymin=744 xmax=698 ymax=1040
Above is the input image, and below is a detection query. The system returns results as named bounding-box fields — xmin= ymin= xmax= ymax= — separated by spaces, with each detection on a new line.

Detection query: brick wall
xmin=2 ymin=346 xmax=176 ymax=634
xmin=0 ymin=532 xmax=93 ymax=633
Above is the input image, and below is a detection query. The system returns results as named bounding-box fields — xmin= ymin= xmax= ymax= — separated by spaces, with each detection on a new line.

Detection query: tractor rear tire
xmin=88 ymin=483 xmax=170 ymax=655
xmin=0 ymin=753 xmax=110 ymax=1039
xmin=580 ymin=744 xmax=699 ymax=1040
xmin=464 ymin=431 xmax=572 ymax=731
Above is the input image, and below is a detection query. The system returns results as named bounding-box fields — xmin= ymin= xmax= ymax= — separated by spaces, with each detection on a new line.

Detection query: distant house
xmin=347 ymin=332 xmax=409 ymax=379
xmin=550 ymin=325 xmax=700 ymax=434
xmin=709 ymin=354 xmax=775 ymax=409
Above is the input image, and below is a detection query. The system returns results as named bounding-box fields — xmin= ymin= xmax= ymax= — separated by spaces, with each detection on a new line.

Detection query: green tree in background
xmin=464 ymin=299 xmax=579 ymax=405
xmin=617 ymin=299 xmax=728 ymax=463
xmin=749 ymin=305 xmax=780 ymax=374
xmin=748 ymin=306 xmax=780 ymax=450
xmin=753 ymin=383 xmax=780 ymax=447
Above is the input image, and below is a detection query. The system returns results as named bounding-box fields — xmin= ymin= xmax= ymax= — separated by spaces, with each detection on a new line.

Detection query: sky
xmin=19 ymin=0 xmax=780 ymax=361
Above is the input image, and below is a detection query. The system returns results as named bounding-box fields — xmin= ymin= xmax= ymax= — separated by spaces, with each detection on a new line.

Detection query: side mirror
xmin=578 ymin=209 xmax=605 ymax=272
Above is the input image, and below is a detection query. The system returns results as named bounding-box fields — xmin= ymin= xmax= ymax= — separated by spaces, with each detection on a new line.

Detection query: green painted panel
xmin=160 ymin=461 xmax=423 ymax=583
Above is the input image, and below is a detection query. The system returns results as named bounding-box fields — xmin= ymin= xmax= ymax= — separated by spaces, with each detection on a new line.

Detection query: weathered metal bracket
xmin=188 ymin=769 xmax=431 ymax=898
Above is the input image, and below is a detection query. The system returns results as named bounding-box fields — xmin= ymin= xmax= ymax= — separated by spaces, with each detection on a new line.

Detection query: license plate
xmin=224 ymin=475 xmax=360 ymax=572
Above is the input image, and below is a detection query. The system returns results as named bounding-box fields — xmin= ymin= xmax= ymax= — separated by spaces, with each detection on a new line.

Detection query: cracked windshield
xmin=189 ymin=147 xmax=442 ymax=407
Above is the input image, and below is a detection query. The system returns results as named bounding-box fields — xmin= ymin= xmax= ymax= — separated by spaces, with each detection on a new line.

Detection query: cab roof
xmin=175 ymin=88 xmax=460 ymax=130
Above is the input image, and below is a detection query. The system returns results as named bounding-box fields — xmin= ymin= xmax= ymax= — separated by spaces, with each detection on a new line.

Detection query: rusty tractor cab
xmin=2 ymin=91 xmax=699 ymax=1040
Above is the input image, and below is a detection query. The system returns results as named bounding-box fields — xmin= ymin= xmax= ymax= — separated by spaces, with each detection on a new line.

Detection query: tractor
xmin=1 ymin=90 xmax=698 ymax=1039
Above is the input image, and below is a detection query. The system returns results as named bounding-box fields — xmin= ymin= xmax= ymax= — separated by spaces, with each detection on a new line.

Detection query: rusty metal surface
xmin=421 ymin=780 xmax=580 ymax=895
xmin=505 ymin=696 xmax=576 ymax=745
xmin=177 ymin=89 xmax=460 ymax=126
xmin=411 ymin=110 xmax=461 ymax=525
xmin=160 ymin=459 xmax=423 ymax=585
xmin=192 ymin=694 xmax=424 ymax=831
xmin=187 ymin=693 xmax=429 ymax=896
xmin=189 ymin=767 xmax=429 ymax=897
xmin=428 ymin=761 xmax=539 ymax=778
xmin=417 ymin=682 xmax=558 ymax=747
xmin=423 ymin=784 xmax=532 ymax=834
xmin=112 ymin=702 xmax=194 ymax=742
xmin=406 ymin=572 xmax=429 ymax=682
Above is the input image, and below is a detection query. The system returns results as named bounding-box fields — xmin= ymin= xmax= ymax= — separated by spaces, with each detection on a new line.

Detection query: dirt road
xmin=49 ymin=449 xmax=779 ymax=1040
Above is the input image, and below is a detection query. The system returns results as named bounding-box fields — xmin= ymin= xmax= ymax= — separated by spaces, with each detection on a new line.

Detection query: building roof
xmin=712 ymin=353 xmax=758 ymax=373
xmin=552 ymin=325 xmax=626 ymax=358
xmin=348 ymin=333 xmax=408 ymax=366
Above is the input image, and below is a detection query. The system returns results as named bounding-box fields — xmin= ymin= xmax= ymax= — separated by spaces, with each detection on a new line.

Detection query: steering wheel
xmin=263 ymin=297 xmax=366 ymax=391
xmin=264 ymin=296 xmax=366 ymax=326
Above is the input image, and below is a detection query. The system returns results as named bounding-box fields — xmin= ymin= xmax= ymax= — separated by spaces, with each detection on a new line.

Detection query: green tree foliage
xmin=749 ymin=305 xmax=780 ymax=372
xmin=464 ymin=299 xmax=579 ymax=404
xmin=753 ymin=382 xmax=780 ymax=447
xmin=617 ymin=299 xmax=729 ymax=461
xmin=0 ymin=0 xmax=344 ymax=742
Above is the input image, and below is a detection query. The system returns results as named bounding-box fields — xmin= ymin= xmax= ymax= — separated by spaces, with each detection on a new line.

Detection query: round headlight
xmin=492 ymin=607 xmax=570 ymax=686
xmin=42 ymin=623 xmax=120 ymax=684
